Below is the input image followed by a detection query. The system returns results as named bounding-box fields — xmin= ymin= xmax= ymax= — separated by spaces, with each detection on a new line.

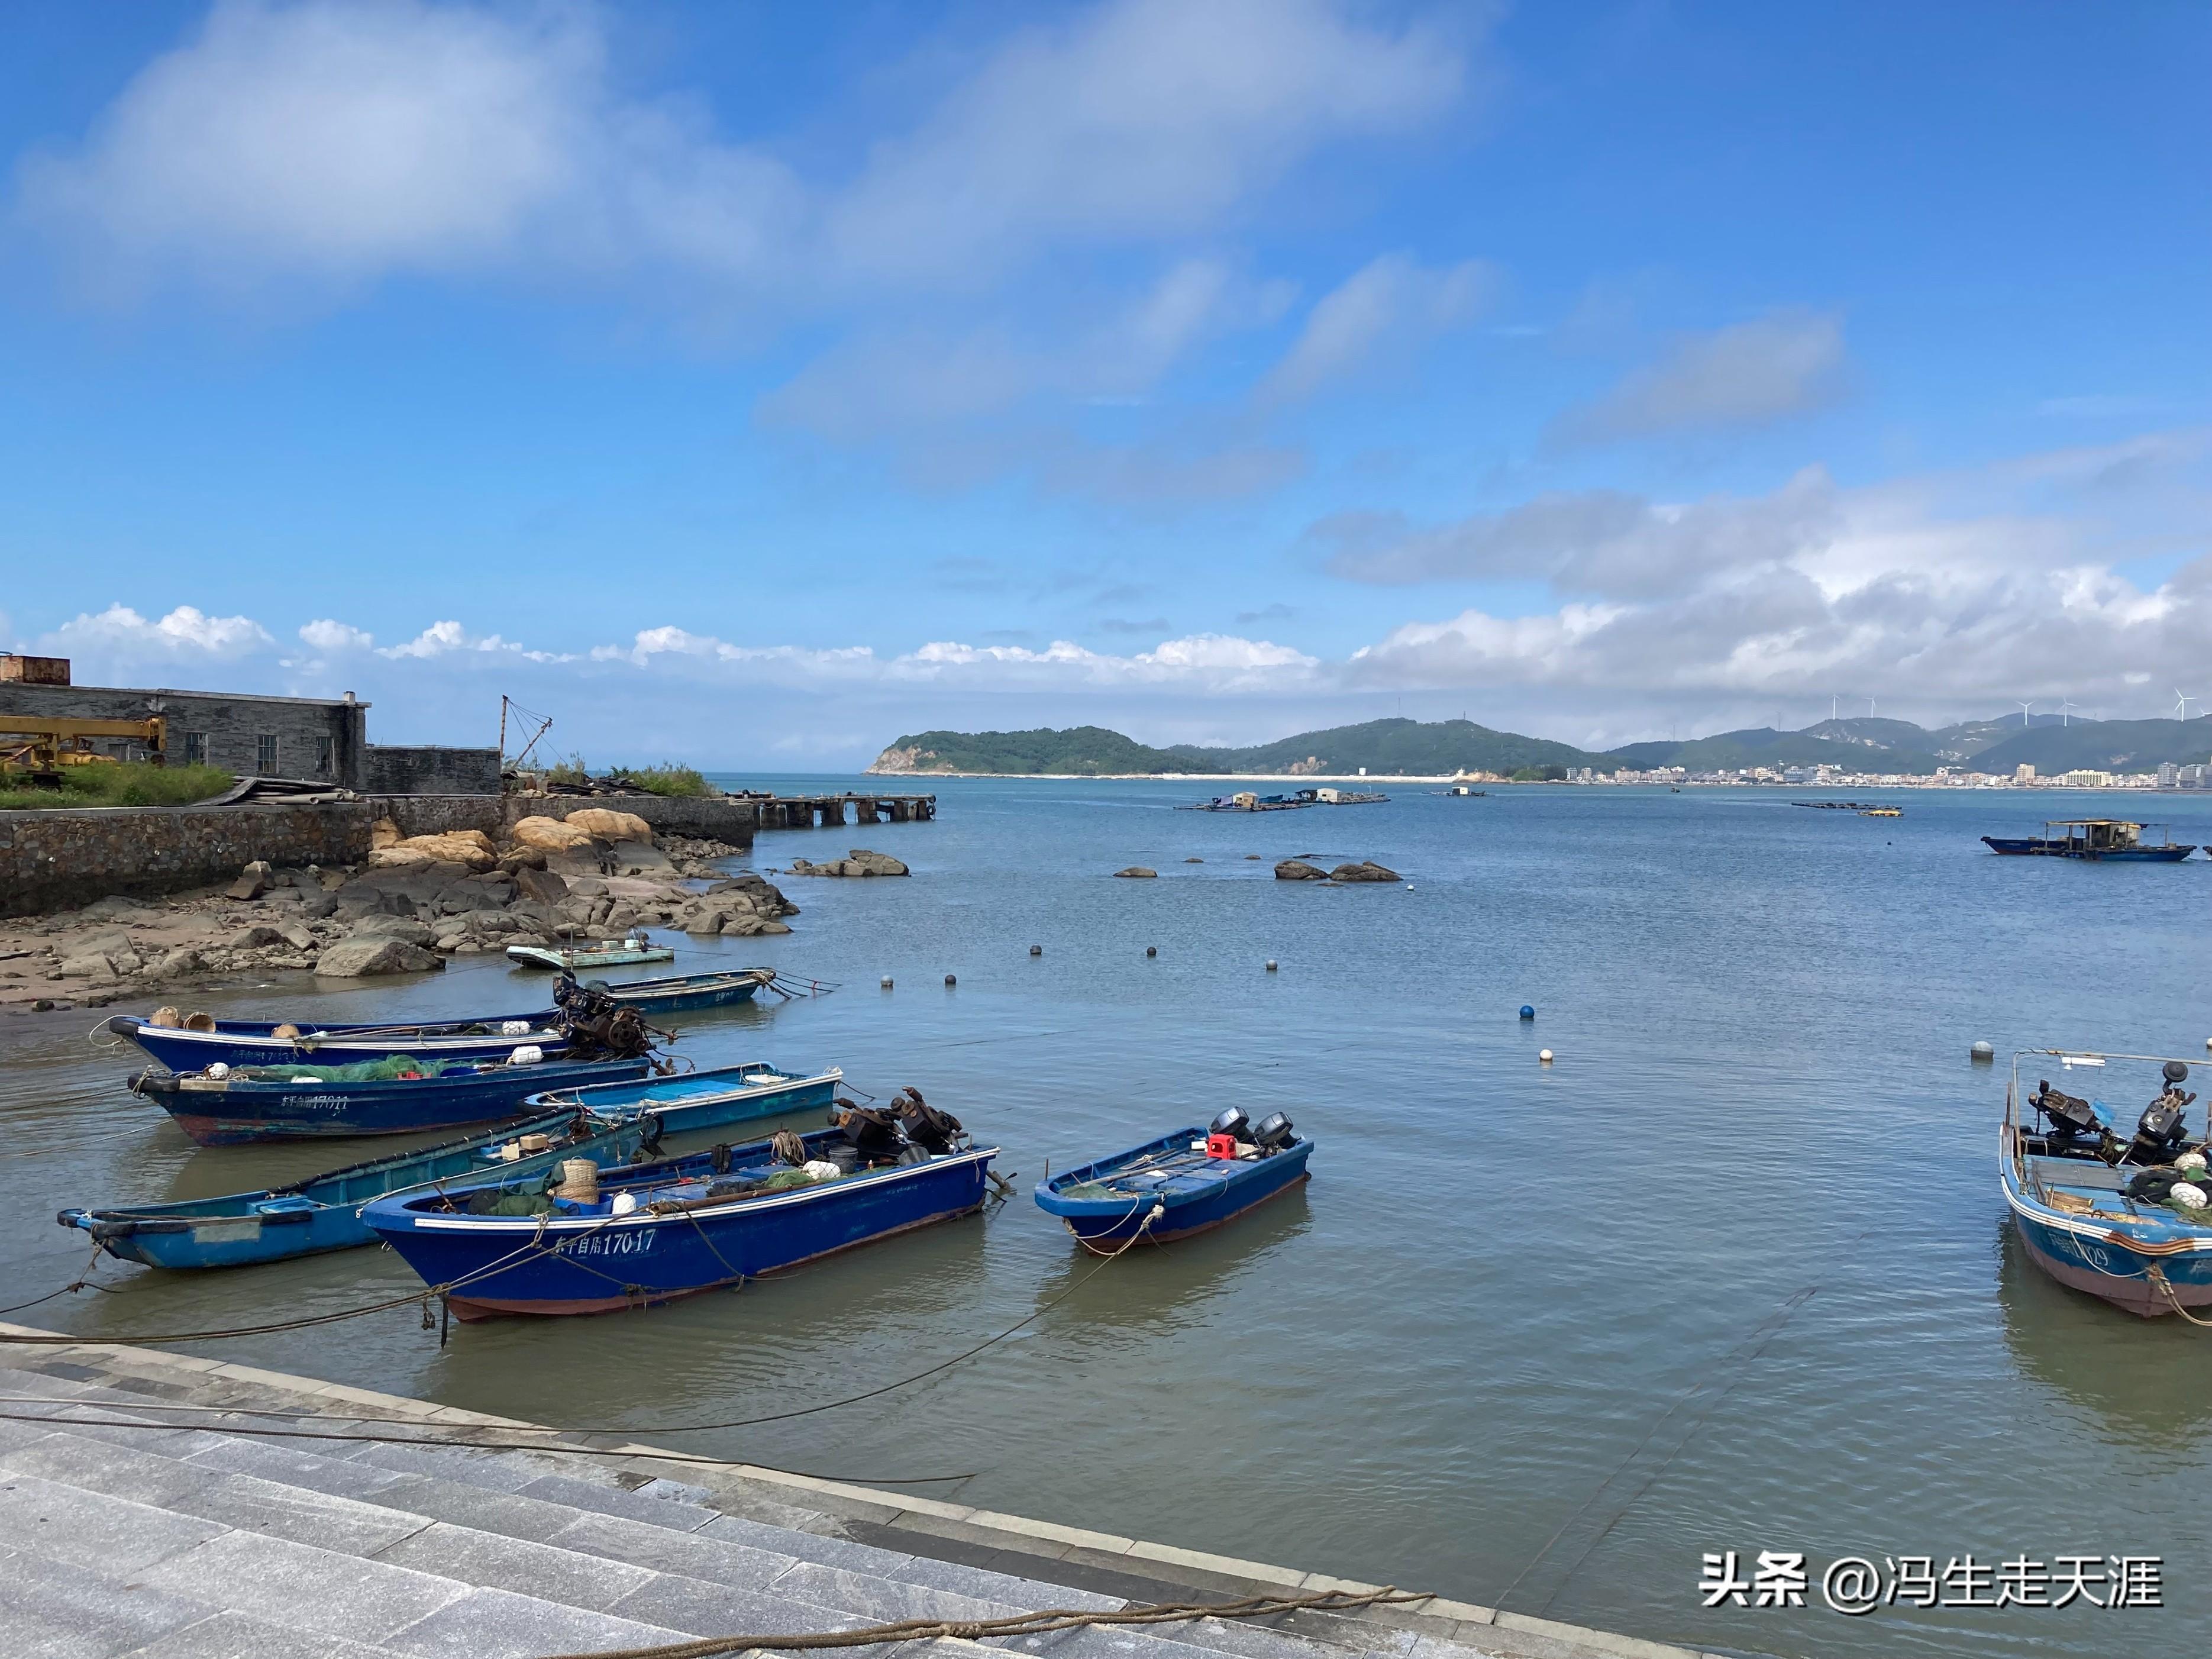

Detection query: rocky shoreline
xmin=0 ymin=808 xmax=798 ymax=1014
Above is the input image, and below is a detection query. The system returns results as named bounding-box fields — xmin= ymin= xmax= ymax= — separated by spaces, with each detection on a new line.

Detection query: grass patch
xmin=0 ymin=762 xmax=235 ymax=811
xmin=612 ymin=764 xmax=713 ymax=798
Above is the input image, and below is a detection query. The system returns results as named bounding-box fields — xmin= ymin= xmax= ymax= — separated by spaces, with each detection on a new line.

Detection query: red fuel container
xmin=1205 ymin=1132 xmax=1238 ymax=1159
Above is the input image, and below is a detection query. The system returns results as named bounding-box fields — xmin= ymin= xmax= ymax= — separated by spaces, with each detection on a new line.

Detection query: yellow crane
xmin=0 ymin=716 xmax=166 ymax=780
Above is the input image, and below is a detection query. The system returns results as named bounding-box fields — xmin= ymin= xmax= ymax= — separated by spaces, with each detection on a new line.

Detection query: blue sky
xmin=1 ymin=1 xmax=2205 ymax=764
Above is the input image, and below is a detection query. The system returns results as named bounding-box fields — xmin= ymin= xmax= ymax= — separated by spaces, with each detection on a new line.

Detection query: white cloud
xmin=298 ymin=618 xmax=373 ymax=651
xmin=1260 ymin=253 xmax=1496 ymax=402
xmin=379 ymin=619 xmax=572 ymax=662
xmin=46 ymin=603 xmax=272 ymax=660
xmin=1552 ymin=309 xmax=1847 ymax=446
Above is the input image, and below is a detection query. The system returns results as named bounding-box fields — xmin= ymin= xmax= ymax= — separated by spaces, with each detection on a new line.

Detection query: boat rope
xmin=1497 ymin=1275 xmax=1829 ymax=1617
xmin=2145 ymin=1264 xmax=2212 ymax=1326
xmin=547 ymin=1584 xmax=1433 ymax=1659
xmin=0 ymin=1244 xmax=108 ymax=1317
xmin=1070 ymin=1194 xmax=1165 ymax=1258
xmin=0 ymin=1406 xmax=973 ymax=1486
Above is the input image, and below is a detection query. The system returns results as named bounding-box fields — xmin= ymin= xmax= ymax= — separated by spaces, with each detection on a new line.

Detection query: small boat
xmin=2003 ymin=1049 xmax=2212 ymax=1316
xmin=1034 ymin=1108 xmax=1313 ymax=1249
xmin=364 ymin=1124 xmax=998 ymax=1318
xmin=508 ymin=934 xmax=677 ymax=971
xmin=56 ymin=1107 xmax=656 ymax=1270
xmin=111 ymin=1010 xmax=573 ymax=1072
xmin=1179 ymin=791 xmax=1319 ymax=813
xmin=130 ymin=1054 xmax=653 ymax=1146
xmin=524 ymin=1059 xmax=843 ymax=1134
xmin=556 ymin=967 xmax=773 ymax=1015
xmin=1860 ymin=806 xmax=1903 ymax=817
xmin=1982 ymin=819 xmax=2197 ymax=861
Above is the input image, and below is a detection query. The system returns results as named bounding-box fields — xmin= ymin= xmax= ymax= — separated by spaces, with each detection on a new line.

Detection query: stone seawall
xmin=0 ymin=802 xmax=371 ymax=918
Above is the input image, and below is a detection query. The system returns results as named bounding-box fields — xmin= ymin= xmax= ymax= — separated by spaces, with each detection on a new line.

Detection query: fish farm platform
xmin=0 ymin=1321 xmax=1702 ymax=1659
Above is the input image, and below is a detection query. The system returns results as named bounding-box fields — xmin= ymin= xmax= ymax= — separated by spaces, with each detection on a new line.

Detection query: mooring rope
xmin=545 ymin=1585 xmax=1433 ymax=1659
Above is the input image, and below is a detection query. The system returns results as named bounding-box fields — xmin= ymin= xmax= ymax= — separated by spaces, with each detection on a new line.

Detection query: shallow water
xmin=6 ymin=780 xmax=2211 ymax=1659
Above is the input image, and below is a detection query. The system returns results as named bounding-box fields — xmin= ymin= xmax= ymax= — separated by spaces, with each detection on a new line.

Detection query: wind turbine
xmin=1830 ymin=692 xmax=1840 ymax=722
xmin=2059 ymin=698 xmax=2077 ymax=727
xmin=1867 ymin=698 xmax=1876 ymax=719
xmin=2177 ymin=689 xmax=2197 ymax=722
xmin=2019 ymin=699 xmax=2034 ymax=728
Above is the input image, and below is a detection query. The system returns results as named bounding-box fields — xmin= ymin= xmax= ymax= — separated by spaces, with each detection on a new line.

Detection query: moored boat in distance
xmin=57 ymin=1106 xmax=656 ymax=1270
xmin=131 ymin=1054 xmax=653 ymax=1145
xmin=524 ymin=1059 xmax=843 ymax=1136
xmin=364 ymin=1121 xmax=997 ymax=1318
xmin=508 ymin=934 xmax=677 ymax=971
xmin=1982 ymin=819 xmax=2197 ymax=860
xmin=2003 ymin=1048 xmax=2212 ymax=1316
xmin=1035 ymin=1107 xmax=1313 ymax=1249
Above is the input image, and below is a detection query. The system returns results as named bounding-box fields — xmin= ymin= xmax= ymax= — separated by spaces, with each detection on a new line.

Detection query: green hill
xmin=868 ymin=711 xmax=2212 ymax=778
xmin=871 ymin=718 xmax=1603 ymax=776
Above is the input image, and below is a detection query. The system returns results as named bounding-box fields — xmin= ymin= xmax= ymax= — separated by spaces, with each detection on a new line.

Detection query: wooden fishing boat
xmin=508 ymin=935 xmax=677 ymax=971
xmin=523 ymin=1060 xmax=842 ymax=1134
xmin=363 ymin=1125 xmax=997 ymax=1318
xmin=111 ymin=1010 xmax=571 ymax=1072
xmin=1982 ymin=819 xmax=2196 ymax=860
xmin=130 ymin=1054 xmax=653 ymax=1146
xmin=560 ymin=967 xmax=772 ymax=1014
xmin=56 ymin=1108 xmax=656 ymax=1270
xmin=1034 ymin=1108 xmax=1313 ymax=1248
xmin=2003 ymin=1048 xmax=2212 ymax=1316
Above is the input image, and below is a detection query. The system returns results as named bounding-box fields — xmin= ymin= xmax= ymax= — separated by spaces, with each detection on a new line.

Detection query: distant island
xmin=868 ymin=713 xmax=2212 ymax=780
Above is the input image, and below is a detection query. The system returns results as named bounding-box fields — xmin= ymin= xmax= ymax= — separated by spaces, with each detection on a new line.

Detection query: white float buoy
xmin=1971 ymin=1040 xmax=1994 ymax=1062
xmin=1539 ymin=1049 xmax=1554 ymax=1064
xmin=1265 ymin=959 xmax=1278 ymax=972
xmin=880 ymin=976 xmax=893 ymax=990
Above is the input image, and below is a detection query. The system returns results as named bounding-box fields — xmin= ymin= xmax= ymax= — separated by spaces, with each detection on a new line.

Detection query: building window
xmin=257 ymin=734 xmax=279 ymax=774
xmin=182 ymin=732 xmax=208 ymax=766
xmin=315 ymin=736 xmax=334 ymax=777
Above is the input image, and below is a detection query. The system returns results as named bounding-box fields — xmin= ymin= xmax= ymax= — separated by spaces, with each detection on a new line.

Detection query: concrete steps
xmin=0 ymin=1364 xmax=1516 ymax=1659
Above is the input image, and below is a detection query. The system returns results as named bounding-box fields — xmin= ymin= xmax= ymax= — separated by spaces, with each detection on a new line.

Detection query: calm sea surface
xmin=6 ymin=779 xmax=2212 ymax=1659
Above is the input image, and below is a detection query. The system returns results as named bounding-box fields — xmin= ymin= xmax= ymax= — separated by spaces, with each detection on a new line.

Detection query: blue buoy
xmin=1520 ymin=1005 xmax=1535 ymax=1021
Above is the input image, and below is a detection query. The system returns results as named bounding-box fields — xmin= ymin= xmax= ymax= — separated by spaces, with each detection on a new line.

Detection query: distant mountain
xmin=1966 ymin=715 xmax=2212 ymax=776
xmin=868 ymin=712 xmax=2212 ymax=778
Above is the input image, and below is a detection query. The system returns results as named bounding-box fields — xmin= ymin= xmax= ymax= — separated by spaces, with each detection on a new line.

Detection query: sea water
xmin=6 ymin=779 xmax=2211 ymax=1659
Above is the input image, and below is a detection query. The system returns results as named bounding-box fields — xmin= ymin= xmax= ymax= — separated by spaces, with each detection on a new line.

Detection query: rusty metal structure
xmin=0 ymin=714 xmax=166 ymax=780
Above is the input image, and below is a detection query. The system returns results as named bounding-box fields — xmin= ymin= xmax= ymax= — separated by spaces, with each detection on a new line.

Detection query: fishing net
xmin=237 ymin=1055 xmax=460 ymax=1083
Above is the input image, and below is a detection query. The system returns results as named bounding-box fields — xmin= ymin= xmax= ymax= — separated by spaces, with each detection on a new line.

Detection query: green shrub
xmin=1509 ymin=763 xmax=1569 ymax=782
xmin=613 ymin=764 xmax=713 ymax=798
xmin=543 ymin=754 xmax=590 ymax=784
xmin=0 ymin=761 xmax=235 ymax=811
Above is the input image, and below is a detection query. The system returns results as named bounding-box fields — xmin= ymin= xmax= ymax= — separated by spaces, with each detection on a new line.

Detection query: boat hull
xmin=2002 ymin=1164 xmax=2212 ymax=1318
xmin=116 ymin=1014 xmax=567 ymax=1071
xmin=134 ymin=1058 xmax=651 ymax=1145
xmin=1981 ymin=837 xmax=2197 ymax=861
xmin=523 ymin=1062 xmax=841 ymax=1135
xmin=1035 ymin=1128 xmax=1315 ymax=1244
xmin=599 ymin=972 xmax=765 ymax=1014
xmin=57 ymin=1109 xmax=650 ymax=1270
xmin=509 ymin=944 xmax=677 ymax=971
xmin=366 ymin=1144 xmax=996 ymax=1318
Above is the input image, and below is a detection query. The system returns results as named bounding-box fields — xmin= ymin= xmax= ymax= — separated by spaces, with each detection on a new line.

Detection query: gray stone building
xmin=0 ymin=660 xmax=499 ymax=793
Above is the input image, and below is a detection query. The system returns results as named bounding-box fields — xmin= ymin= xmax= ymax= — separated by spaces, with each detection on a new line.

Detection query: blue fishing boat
xmin=111 ymin=1011 xmax=572 ymax=1072
xmin=560 ymin=967 xmax=773 ymax=1015
xmin=363 ymin=1124 xmax=997 ymax=1318
xmin=1982 ymin=819 xmax=2197 ymax=860
xmin=524 ymin=1060 xmax=842 ymax=1134
xmin=2003 ymin=1048 xmax=2212 ymax=1316
xmin=1034 ymin=1108 xmax=1313 ymax=1248
xmin=131 ymin=1054 xmax=653 ymax=1146
xmin=56 ymin=1107 xmax=658 ymax=1270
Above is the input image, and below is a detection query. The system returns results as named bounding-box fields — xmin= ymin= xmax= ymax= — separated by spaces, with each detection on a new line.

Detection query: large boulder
xmin=564 ymin=808 xmax=653 ymax=844
xmin=1274 ymin=860 xmax=1328 ymax=880
xmin=226 ymin=860 xmax=273 ymax=900
xmin=514 ymin=863 xmax=569 ymax=906
xmin=346 ymin=915 xmax=435 ymax=946
xmin=1330 ymin=860 xmax=1401 ymax=883
xmin=511 ymin=815 xmax=597 ymax=853
xmin=846 ymin=849 xmax=908 ymax=876
xmin=1114 ymin=867 xmax=1158 ymax=879
xmin=368 ymin=831 xmax=498 ymax=873
xmin=314 ymin=935 xmax=444 ymax=977
xmin=607 ymin=840 xmax=675 ymax=876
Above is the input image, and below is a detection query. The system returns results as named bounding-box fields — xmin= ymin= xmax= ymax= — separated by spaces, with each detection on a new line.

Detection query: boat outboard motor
xmin=2030 ymin=1080 xmax=2102 ymax=1144
xmin=2130 ymin=1062 xmax=2197 ymax=1164
xmin=1251 ymin=1112 xmax=1294 ymax=1154
xmin=834 ymin=1098 xmax=905 ymax=1169
xmin=892 ymin=1086 xmax=963 ymax=1154
xmin=1209 ymin=1106 xmax=1251 ymax=1144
